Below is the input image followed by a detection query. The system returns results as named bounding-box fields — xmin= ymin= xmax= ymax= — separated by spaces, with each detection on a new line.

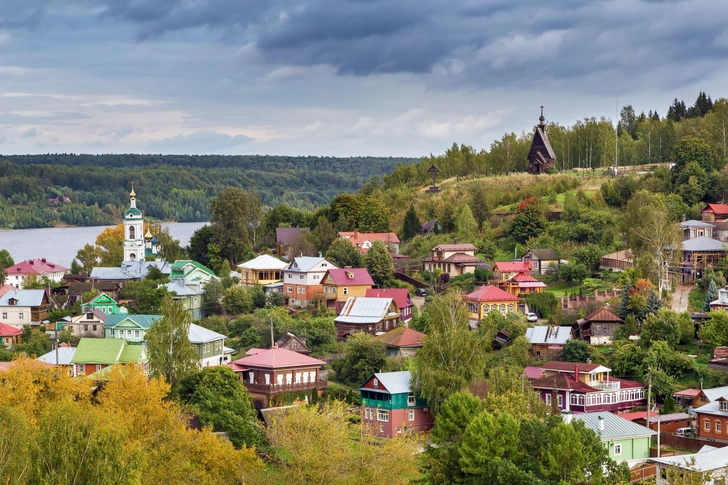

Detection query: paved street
xmin=671 ymin=284 xmax=693 ymax=313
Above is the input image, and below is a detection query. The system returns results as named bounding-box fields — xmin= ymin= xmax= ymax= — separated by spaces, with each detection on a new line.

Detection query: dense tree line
xmin=0 ymin=155 xmax=411 ymax=228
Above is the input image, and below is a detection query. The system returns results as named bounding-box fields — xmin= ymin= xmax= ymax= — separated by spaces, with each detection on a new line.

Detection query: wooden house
xmin=68 ymin=309 xmax=108 ymax=338
xmin=701 ymin=203 xmax=728 ymax=222
xmin=569 ymin=413 xmax=655 ymax=463
xmin=71 ymin=338 xmax=147 ymax=376
xmin=462 ymin=284 xmax=520 ymax=326
xmin=525 ymin=326 xmax=573 ymax=359
xmin=365 ymin=288 xmax=414 ymax=323
xmin=373 ymin=327 xmax=425 ymax=359
xmin=497 ymin=271 xmax=547 ymax=296
xmin=274 ymin=332 xmax=311 ymax=355
xmin=527 ymin=108 xmax=555 ymax=174
xmin=0 ymin=289 xmax=51 ymax=327
xmin=681 ymin=219 xmax=714 ymax=240
xmin=237 ymin=255 xmax=287 ymax=286
xmin=283 ymin=257 xmax=338 ymax=308
xmin=229 ymin=348 xmax=326 ymax=408
xmin=334 ymin=297 xmax=401 ymax=339
xmin=419 ymin=220 xmax=441 ymax=236
xmin=522 ymin=248 xmax=560 ymax=275
xmin=680 ymin=236 xmax=726 ymax=284
xmin=619 ymin=411 xmax=693 ymax=433
xmin=490 ymin=261 xmax=533 ymax=282
xmin=576 ymin=307 xmax=623 ymax=345
xmin=320 ymin=268 xmax=375 ymax=313
xmin=359 ymin=371 xmax=433 ymax=438
xmin=422 ymin=243 xmax=481 ymax=278
xmin=532 ymin=361 xmax=646 ymax=413
xmin=0 ymin=322 xmax=22 ymax=348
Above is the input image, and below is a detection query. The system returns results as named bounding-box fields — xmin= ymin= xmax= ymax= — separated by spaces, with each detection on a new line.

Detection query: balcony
xmin=589 ymin=380 xmax=620 ymax=391
xmin=243 ymin=380 xmax=328 ymax=395
xmin=313 ymin=292 xmax=337 ymax=300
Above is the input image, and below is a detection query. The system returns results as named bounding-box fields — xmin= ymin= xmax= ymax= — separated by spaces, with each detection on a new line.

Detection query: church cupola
xmin=123 ymin=182 xmax=144 ymax=262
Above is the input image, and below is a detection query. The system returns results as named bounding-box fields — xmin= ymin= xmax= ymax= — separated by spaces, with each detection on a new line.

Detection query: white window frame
xmin=377 ymin=409 xmax=389 ymax=422
xmin=545 ymin=394 xmax=552 ymax=405
xmin=408 ymin=393 xmax=415 ymax=406
xmin=613 ymin=443 xmax=622 ymax=456
xmin=408 ymin=409 xmax=415 ymax=421
xmin=557 ymin=395 xmax=563 ymax=408
xmin=705 ymin=419 xmax=711 ymax=431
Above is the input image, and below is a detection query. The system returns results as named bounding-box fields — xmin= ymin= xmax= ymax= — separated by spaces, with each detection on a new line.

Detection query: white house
xmin=282 ymin=256 xmax=339 ymax=308
xmin=0 ymin=289 xmax=49 ymax=328
xmin=5 ymin=259 xmax=68 ymax=288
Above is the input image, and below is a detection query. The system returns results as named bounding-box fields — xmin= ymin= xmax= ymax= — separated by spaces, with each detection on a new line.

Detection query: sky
xmin=0 ymin=0 xmax=727 ymax=157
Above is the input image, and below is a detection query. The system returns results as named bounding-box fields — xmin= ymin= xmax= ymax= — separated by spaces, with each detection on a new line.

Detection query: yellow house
xmin=237 ymin=255 xmax=288 ymax=286
xmin=320 ymin=268 xmax=375 ymax=312
xmin=462 ymin=284 xmax=520 ymax=325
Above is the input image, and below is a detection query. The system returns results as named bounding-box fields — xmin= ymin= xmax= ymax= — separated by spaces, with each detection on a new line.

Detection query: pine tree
xmin=644 ymin=290 xmax=664 ymax=320
xmin=618 ymin=278 xmax=632 ymax=320
xmin=364 ymin=241 xmax=395 ymax=288
xmin=401 ymin=205 xmax=420 ymax=242
xmin=705 ymin=280 xmax=719 ymax=312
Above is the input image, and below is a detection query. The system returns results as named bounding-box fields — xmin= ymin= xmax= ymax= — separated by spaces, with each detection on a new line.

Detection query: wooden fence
xmin=657 ymin=431 xmax=726 ymax=453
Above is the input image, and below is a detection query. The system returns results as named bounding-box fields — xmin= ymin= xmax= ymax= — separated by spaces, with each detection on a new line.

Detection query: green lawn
xmin=688 ymin=288 xmax=706 ymax=313
xmin=545 ymin=282 xmax=583 ymax=297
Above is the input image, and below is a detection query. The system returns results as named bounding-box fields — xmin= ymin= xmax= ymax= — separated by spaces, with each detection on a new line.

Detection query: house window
xmin=343 ymin=288 xmax=348 ymax=295
xmin=111 ymin=329 xmax=115 ymax=337
xmin=377 ymin=409 xmax=389 ymax=422
xmin=287 ymin=286 xmax=293 ymax=293
xmin=248 ymin=371 xmax=255 ymax=384
xmin=717 ymin=421 xmax=722 ymax=433
xmin=1 ymin=313 xmax=5 ymax=319
xmin=721 ymin=401 xmax=728 ymax=412
xmin=508 ymin=304 xmax=514 ymax=312
xmin=545 ymin=394 xmax=551 ymax=405
xmin=705 ymin=419 xmax=711 ymax=431
xmin=288 ymin=274 xmax=292 ymax=279
xmin=127 ymin=330 xmax=132 ymax=337
xmin=409 ymin=409 xmax=415 ymax=421
xmin=299 ymin=275 xmax=304 ymax=280
xmin=397 ymin=427 xmax=402 ymax=434
xmin=134 ymin=330 xmax=140 ymax=338
xmin=408 ymin=393 xmax=415 ymax=406
xmin=499 ymin=305 xmax=505 ymax=312
xmin=557 ymin=395 xmax=563 ymax=408
xmin=18 ymin=313 xmax=23 ymax=320
xmin=83 ymin=325 xmax=88 ymax=332
xmin=613 ymin=444 xmax=622 ymax=456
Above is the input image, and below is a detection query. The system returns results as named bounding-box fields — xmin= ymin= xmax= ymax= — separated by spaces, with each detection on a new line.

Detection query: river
xmin=0 ymin=222 xmax=208 ymax=268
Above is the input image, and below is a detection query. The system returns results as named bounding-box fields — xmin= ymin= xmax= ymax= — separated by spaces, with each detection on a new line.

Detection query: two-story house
xmin=105 ymin=314 xmax=161 ymax=342
xmin=5 ymin=258 xmax=68 ymax=288
xmin=334 ymin=297 xmax=401 ymax=339
xmin=0 ymin=289 xmax=51 ymax=328
xmin=525 ymin=326 xmax=573 ymax=359
xmin=168 ymin=260 xmax=217 ymax=285
xmin=462 ymin=285 xmax=520 ymax=326
xmin=373 ymin=327 xmax=425 ymax=359
xmin=359 ymin=371 xmax=433 ymax=438
xmin=338 ymin=231 xmax=401 ymax=254
xmin=0 ymin=323 xmax=22 ymax=348
xmin=422 ymin=243 xmax=480 ymax=278
xmin=566 ymin=412 xmax=656 ymax=463
xmin=82 ymin=292 xmax=124 ymax=315
xmin=283 ymin=256 xmax=339 ymax=308
xmin=68 ymin=309 xmax=108 ymax=338
xmin=165 ymin=279 xmax=207 ymax=319
xmin=491 ymin=261 xmax=534 ymax=281
xmin=489 ymin=262 xmax=545 ymax=296
xmin=522 ymin=248 xmax=560 ymax=275
xmin=230 ymin=347 xmax=326 ymax=408
xmin=576 ymin=307 xmax=623 ymax=345
xmin=365 ymin=288 xmax=414 ymax=323
xmin=320 ymin=268 xmax=374 ymax=313
xmin=681 ymin=220 xmax=714 ymax=240
xmin=531 ymin=361 xmax=646 ymax=413
xmin=188 ymin=323 xmax=232 ymax=368
xmin=71 ymin=338 xmax=147 ymax=376
xmin=702 ymin=203 xmax=728 ymax=222
xmin=683 ymin=385 xmax=728 ymax=408
xmin=237 ymin=255 xmax=287 ymax=286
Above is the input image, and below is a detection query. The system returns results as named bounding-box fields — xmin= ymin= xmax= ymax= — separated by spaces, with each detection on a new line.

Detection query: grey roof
xmin=90 ymin=260 xmax=171 ymax=281
xmin=700 ymin=386 xmax=728 ymax=403
xmin=238 ymin=254 xmax=288 ymax=270
xmin=651 ymin=444 xmax=728 ymax=472
xmin=535 ymin=126 xmax=556 ymax=159
xmin=188 ymin=323 xmax=225 ymax=344
xmin=421 ymin=220 xmax=439 ymax=231
xmin=572 ymin=412 xmax=656 ymax=441
xmin=285 ymin=257 xmax=335 ymax=273
xmin=694 ymin=399 xmax=728 ymax=417
xmin=526 ymin=326 xmax=572 ymax=345
xmin=37 ymin=347 xmax=76 ymax=365
xmin=682 ymin=236 xmax=727 ymax=252
xmin=335 ymin=297 xmax=396 ymax=324
xmin=359 ymin=370 xmax=413 ymax=395
xmin=681 ymin=220 xmax=714 ymax=228
xmin=165 ymin=279 xmax=204 ymax=296
xmin=0 ymin=289 xmax=46 ymax=307
xmin=104 ymin=314 xmax=160 ymax=329
xmin=526 ymin=248 xmax=560 ymax=260
xmin=643 ymin=412 xmax=691 ymax=424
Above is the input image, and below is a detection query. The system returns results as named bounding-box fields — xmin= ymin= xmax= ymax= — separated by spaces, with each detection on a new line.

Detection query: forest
xmin=0 ymin=155 xmax=412 ymax=229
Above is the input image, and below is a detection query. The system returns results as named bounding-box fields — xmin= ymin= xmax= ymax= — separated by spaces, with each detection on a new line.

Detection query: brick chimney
xmin=574 ymin=364 xmax=579 ymax=383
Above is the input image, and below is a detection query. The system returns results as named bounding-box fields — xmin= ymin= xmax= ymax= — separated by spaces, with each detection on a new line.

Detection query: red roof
xmin=0 ymin=323 xmax=21 ymax=337
xmin=463 ymin=285 xmax=519 ymax=303
xmin=674 ymin=388 xmax=701 ymax=397
xmin=619 ymin=411 xmax=647 ymax=422
xmin=493 ymin=261 xmax=533 ymax=273
xmin=365 ymin=288 xmax=412 ymax=309
xmin=245 ymin=348 xmax=267 ymax=356
xmin=531 ymin=373 xmax=597 ymax=393
xmin=374 ymin=326 xmax=425 ymax=348
xmin=703 ymin=203 xmax=728 ymax=215
xmin=541 ymin=361 xmax=603 ymax=373
xmin=512 ymin=271 xmax=540 ymax=282
xmin=325 ymin=268 xmax=375 ymax=286
xmin=339 ymin=231 xmax=401 ymax=245
xmin=522 ymin=366 xmax=544 ymax=379
xmin=0 ymin=284 xmax=14 ymax=298
xmin=231 ymin=347 xmax=325 ymax=369
xmin=5 ymin=259 xmax=68 ymax=276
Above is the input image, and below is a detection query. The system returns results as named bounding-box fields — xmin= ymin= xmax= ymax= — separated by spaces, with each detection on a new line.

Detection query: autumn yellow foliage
xmin=0 ymin=357 xmax=262 ymax=485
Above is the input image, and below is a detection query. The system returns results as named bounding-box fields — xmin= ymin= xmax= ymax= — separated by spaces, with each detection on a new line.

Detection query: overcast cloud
xmin=0 ymin=0 xmax=726 ymax=156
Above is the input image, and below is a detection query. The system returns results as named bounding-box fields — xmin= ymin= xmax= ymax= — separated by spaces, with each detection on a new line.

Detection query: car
xmin=526 ymin=312 xmax=538 ymax=322
xmin=414 ymin=288 xmax=427 ymax=297
xmin=675 ymin=427 xmax=694 ymax=438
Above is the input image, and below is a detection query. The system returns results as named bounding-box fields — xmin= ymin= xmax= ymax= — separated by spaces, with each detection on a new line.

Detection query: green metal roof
xmin=71 ymin=339 xmax=125 ymax=365
xmin=119 ymin=345 xmax=146 ymax=363
xmin=169 ymin=260 xmax=216 ymax=280
xmin=104 ymin=314 xmax=160 ymax=329
xmin=124 ymin=207 xmax=142 ymax=217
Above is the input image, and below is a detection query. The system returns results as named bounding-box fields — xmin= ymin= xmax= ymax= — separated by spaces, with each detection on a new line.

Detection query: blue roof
xmin=0 ymin=289 xmax=46 ymax=307
xmin=90 ymin=260 xmax=171 ymax=281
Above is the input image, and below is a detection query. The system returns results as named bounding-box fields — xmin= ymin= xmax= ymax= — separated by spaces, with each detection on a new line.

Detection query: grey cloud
xmin=21 ymin=127 xmax=37 ymax=138
xmin=145 ymin=130 xmax=252 ymax=154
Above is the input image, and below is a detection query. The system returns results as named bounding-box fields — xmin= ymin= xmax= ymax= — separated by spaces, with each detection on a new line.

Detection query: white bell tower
xmin=123 ymin=182 xmax=145 ymax=262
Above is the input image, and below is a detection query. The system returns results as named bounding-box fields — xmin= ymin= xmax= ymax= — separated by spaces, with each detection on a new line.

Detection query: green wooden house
xmin=168 ymin=260 xmax=217 ymax=284
xmin=188 ymin=323 xmax=231 ymax=367
xmin=568 ymin=412 xmax=656 ymax=462
xmin=82 ymin=293 xmax=125 ymax=315
xmin=71 ymin=337 xmax=148 ymax=376
xmin=104 ymin=314 xmax=160 ymax=343
xmin=165 ymin=279 xmax=206 ymax=319
xmin=359 ymin=371 xmax=434 ymax=438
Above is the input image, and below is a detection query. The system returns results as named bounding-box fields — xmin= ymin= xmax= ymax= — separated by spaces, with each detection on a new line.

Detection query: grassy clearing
xmin=546 ymin=282 xmax=583 ymax=297
xmin=688 ymin=288 xmax=706 ymax=313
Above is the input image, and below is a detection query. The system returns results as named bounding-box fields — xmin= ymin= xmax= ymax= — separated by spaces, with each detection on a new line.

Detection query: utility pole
xmin=657 ymin=413 xmax=661 ymax=458
xmin=646 ymin=371 xmax=653 ymax=455
xmin=270 ymin=317 xmax=274 ymax=349
xmin=615 ymin=95 xmax=619 ymax=175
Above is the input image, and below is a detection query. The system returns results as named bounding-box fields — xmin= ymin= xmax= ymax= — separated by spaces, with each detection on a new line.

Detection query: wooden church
xmin=527 ymin=107 xmax=556 ymax=174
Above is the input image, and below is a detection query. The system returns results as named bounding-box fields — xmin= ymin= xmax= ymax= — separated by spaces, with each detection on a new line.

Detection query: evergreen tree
xmin=469 ymin=185 xmax=491 ymax=227
xmin=401 ymin=205 xmax=420 ymax=242
xmin=705 ymin=280 xmax=719 ymax=312
xmin=306 ymin=216 xmax=337 ymax=255
xmin=644 ymin=290 xmax=665 ymax=320
xmin=617 ymin=278 xmax=632 ymax=320
xmin=455 ymin=205 xmax=478 ymax=243
xmin=364 ymin=241 xmax=395 ymax=288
